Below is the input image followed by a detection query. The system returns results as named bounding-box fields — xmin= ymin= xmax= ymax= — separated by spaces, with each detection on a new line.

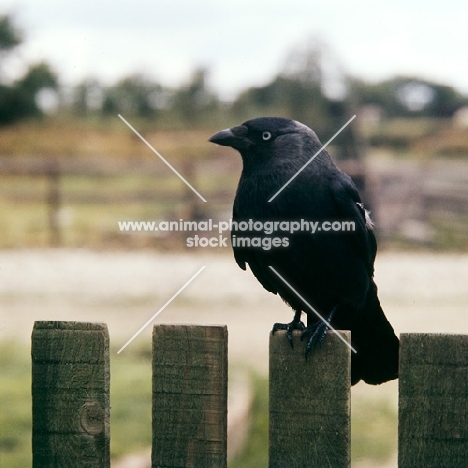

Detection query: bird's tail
xmin=350 ymin=281 xmax=399 ymax=385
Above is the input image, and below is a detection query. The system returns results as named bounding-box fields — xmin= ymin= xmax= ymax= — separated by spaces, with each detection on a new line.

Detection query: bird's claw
xmin=301 ymin=322 xmax=330 ymax=358
xmin=272 ymin=319 xmax=306 ymax=348
xmin=301 ymin=306 xmax=337 ymax=359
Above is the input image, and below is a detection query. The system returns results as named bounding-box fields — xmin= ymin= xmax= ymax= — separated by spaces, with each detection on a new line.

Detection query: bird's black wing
xmin=329 ymin=171 xmax=377 ymax=276
xmin=251 ymin=168 xmax=375 ymax=312
xmin=231 ymin=205 xmax=279 ymax=294
xmin=231 ymin=203 xmax=247 ymax=270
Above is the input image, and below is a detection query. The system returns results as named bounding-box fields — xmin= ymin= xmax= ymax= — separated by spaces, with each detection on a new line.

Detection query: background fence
xmin=31 ymin=321 xmax=468 ymax=467
xmin=3 ymin=155 xmax=468 ymax=249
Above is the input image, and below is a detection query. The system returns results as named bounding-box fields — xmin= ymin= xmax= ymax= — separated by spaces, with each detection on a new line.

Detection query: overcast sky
xmin=2 ymin=0 xmax=468 ymax=98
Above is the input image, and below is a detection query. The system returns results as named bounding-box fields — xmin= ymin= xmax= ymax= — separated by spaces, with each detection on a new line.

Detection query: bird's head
xmin=208 ymin=117 xmax=322 ymax=169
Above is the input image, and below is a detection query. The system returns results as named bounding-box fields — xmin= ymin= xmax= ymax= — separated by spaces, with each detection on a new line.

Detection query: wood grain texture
xmin=31 ymin=321 xmax=110 ymax=468
xmin=152 ymin=324 xmax=228 ymax=468
xmin=269 ymin=330 xmax=351 ymax=468
xmin=399 ymin=333 xmax=468 ymax=468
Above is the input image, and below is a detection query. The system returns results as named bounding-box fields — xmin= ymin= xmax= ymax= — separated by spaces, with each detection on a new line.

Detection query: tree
xmin=171 ymin=67 xmax=218 ymax=126
xmin=0 ymin=14 xmax=21 ymax=59
xmin=348 ymin=76 xmax=468 ymax=118
xmin=72 ymin=78 xmax=103 ymax=116
xmin=102 ymin=73 xmax=164 ymax=119
xmin=0 ymin=61 xmax=58 ymax=124
xmin=0 ymin=15 xmax=58 ymax=124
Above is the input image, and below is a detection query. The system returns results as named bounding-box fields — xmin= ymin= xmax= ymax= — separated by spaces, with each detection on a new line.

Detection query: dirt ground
xmin=1 ymin=248 xmax=467 ymax=360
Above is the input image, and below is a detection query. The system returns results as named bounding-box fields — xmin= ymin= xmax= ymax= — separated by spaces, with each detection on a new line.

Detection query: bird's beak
xmin=208 ymin=125 xmax=251 ymax=149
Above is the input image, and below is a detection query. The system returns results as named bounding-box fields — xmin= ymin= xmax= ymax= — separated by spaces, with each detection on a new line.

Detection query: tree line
xmin=1 ymin=14 xmax=467 ymax=131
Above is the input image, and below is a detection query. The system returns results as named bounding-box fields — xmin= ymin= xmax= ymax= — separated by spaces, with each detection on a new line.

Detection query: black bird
xmin=209 ymin=117 xmax=399 ymax=385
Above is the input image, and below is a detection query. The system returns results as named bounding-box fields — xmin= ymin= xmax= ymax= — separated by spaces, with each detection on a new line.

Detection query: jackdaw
xmin=209 ymin=117 xmax=399 ymax=385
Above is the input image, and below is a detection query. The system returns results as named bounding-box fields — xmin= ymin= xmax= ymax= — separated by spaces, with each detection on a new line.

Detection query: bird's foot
xmin=272 ymin=310 xmax=305 ymax=348
xmin=301 ymin=322 xmax=329 ymax=358
xmin=301 ymin=307 xmax=337 ymax=359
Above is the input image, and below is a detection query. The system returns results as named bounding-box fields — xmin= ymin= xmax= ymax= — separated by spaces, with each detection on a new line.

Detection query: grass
xmin=109 ymin=342 xmax=153 ymax=459
xmin=351 ymin=394 xmax=397 ymax=465
xmin=0 ymin=341 xmax=31 ymax=468
xmin=0 ymin=117 xmax=215 ymax=159
xmin=230 ymin=374 xmax=269 ymax=468
xmin=431 ymin=215 xmax=468 ymax=250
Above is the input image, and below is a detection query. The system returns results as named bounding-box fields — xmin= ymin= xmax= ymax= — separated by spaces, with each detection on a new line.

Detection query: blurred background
xmin=1 ymin=1 xmax=468 ymax=467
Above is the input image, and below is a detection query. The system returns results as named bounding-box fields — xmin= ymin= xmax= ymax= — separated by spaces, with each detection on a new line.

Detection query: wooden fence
xmin=31 ymin=321 xmax=468 ymax=467
xmin=0 ymin=156 xmax=217 ymax=247
xmin=0 ymin=156 xmax=366 ymax=248
xmin=4 ymin=155 xmax=468 ymax=248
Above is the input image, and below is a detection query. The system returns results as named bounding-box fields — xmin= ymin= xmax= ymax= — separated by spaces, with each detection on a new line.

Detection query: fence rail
xmin=0 ymin=155 xmax=232 ymax=247
xmin=31 ymin=321 xmax=468 ymax=467
xmin=4 ymin=155 xmax=468 ymax=248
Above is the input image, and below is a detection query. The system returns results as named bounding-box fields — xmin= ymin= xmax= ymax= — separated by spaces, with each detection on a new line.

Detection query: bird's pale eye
xmin=262 ymin=131 xmax=272 ymax=141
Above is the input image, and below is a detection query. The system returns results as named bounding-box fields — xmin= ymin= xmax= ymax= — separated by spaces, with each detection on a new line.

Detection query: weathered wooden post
xmin=31 ymin=321 xmax=110 ymax=467
xmin=399 ymin=333 xmax=468 ymax=467
xmin=152 ymin=324 xmax=228 ymax=468
xmin=46 ymin=159 xmax=61 ymax=247
xmin=269 ymin=330 xmax=351 ymax=468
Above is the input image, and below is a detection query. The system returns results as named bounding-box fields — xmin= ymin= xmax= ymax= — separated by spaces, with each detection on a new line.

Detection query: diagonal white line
xmin=118 ymin=114 xmax=207 ymax=203
xmin=268 ymin=115 xmax=356 ymax=202
xmin=268 ymin=265 xmax=357 ymax=353
xmin=117 ymin=266 xmax=206 ymax=354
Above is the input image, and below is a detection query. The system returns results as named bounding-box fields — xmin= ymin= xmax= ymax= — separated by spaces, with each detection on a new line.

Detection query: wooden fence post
xmin=46 ymin=159 xmax=61 ymax=247
xmin=398 ymin=333 xmax=468 ymax=467
xmin=31 ymin=321 xmax=110 ymax=468
xmin=269 ymin=330 xmax=351 ymax=468
xmin=152 ymin=324 xmax=228 ymax=468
